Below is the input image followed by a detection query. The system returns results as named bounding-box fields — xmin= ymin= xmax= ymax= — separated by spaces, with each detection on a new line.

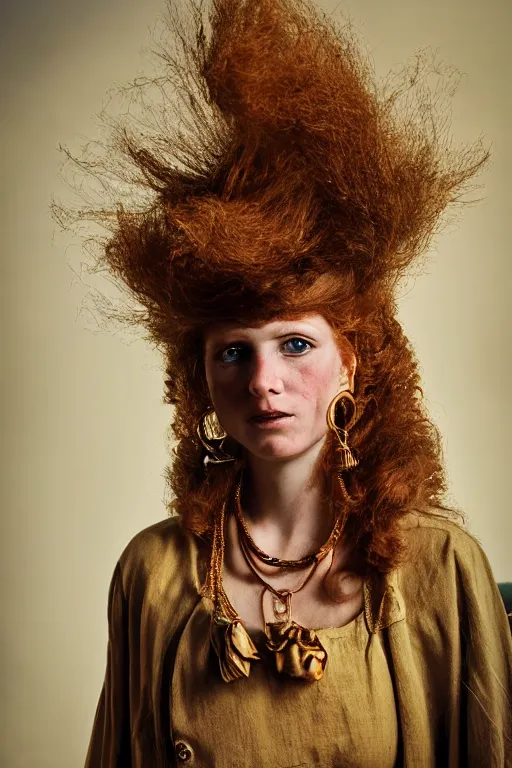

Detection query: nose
xmin=248 ymin=352 xmax=284 ymax=397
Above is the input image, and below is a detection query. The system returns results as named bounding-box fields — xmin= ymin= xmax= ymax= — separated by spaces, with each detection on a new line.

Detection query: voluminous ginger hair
xmin=55 ymin=0 xmax=489 ymax=573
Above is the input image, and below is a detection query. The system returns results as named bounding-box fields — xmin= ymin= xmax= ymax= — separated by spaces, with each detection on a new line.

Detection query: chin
xmin=242 ymin=435 xmax=322 ymax=462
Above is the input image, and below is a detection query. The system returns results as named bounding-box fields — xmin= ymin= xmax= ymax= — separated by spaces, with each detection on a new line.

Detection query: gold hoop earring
xmin=197 ymin=407 xmax=237 ymax=466
xmin=326 ymin=390 xmax=359 ymax=470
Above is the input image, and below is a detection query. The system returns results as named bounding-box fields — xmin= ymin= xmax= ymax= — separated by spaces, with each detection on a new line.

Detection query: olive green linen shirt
xmin=85 ymin=512 xmax=512 ymax=767
xmin=170 ymin=589 xmax=399 ymax=767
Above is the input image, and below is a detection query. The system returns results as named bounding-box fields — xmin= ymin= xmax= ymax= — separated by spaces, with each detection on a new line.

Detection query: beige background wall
xmin=1 ymin=0 xmax=510 ymax=765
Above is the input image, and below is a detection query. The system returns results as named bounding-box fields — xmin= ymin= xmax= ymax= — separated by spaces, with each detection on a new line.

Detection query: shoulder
xmin=116 ymin=515 xmax=210 ymax=599
xmin=119 ymin=515 xmax=197 ymax=567
xmin=394 ymin=508 xmax=500 ymax=618
xmin=398 ymin=508 xmax=491 ymax=570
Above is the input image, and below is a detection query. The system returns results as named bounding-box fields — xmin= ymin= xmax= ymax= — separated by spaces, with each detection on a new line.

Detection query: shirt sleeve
xmin=455 ymin=533 xmax=512 ymax=766
xmin=85 ymin=561 xmax=132 ymax=767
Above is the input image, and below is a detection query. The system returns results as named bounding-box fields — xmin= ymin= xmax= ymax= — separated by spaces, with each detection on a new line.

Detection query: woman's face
xmin=203 ymin=313 xmax=356 ymax=461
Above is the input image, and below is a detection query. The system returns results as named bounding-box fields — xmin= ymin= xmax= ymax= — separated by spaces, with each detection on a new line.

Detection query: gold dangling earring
xmin=326 ymin=390 xmax=359 ymax=470
xmin=197 ymin=407 xmax=237 ymax=466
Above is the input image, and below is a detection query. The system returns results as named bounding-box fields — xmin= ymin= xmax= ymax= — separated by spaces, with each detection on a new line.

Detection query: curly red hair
xmin=54 ymin=0 xmax=489 ymax=573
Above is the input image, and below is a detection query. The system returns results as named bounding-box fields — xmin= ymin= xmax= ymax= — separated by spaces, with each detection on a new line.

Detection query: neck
xmin=240 ymin=437 xmax=335 ymax=559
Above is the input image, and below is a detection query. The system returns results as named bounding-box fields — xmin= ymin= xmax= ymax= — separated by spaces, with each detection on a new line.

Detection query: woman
xmin=76 ymin=0 xmax=512 ymax=765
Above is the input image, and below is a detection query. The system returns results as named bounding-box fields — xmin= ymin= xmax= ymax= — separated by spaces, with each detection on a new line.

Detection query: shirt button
xmin=175 ymin=741 xmax=193 ymax=762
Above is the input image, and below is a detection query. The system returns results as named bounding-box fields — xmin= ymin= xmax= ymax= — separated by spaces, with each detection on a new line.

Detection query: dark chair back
xmin=498 ymin=582 xmax=512 ymax=633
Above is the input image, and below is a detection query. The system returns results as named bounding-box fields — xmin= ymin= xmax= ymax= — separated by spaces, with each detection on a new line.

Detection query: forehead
xmin=203 ymin=313 xmax=333 ymax=345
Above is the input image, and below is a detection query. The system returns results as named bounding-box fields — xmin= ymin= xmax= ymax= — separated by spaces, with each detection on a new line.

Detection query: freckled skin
xmin=204 ymin=313 xmax=355 ymax=462
xmin=204 ymin=314 xmax=363 ymax=631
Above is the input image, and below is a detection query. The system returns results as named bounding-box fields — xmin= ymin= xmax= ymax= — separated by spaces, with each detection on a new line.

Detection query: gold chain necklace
xmin=237 ymin=529 xmax=323 ymax=621
xmin=233 ymin=469 xmax=345 ymax=569
xmin=204 ymin=468 xmax=348 ymax=683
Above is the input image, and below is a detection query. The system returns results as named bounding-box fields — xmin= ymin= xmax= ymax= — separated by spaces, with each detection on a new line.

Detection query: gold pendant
xmin=265 ymin=620 xmax=327 ymax=682
xmin=270 ymin=589 xmax=292 ymax=622
xmin=272 ymin=593 xmax=289 ymax=619
xmin=210 ymin=615 xmax=260 ymax=683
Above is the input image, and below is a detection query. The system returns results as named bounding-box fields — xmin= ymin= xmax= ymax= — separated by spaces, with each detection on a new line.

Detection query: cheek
xmin=299 ymin=364 xmax=339 ymax=404
xmin=208 ymin=376 xmax=239 ymax=406
xmin=205 ymin=363 xmax=231 ymax=400
xmin=206 ymin=376 xmax=245 ymax=428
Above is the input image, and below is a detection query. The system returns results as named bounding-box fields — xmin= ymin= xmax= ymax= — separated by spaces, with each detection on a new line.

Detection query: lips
xmin=249 ymin=411 xmax=290 ymax=420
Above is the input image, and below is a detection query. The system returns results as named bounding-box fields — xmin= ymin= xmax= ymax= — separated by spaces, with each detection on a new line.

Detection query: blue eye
xmin=220 ymin=346 xmax=244 ymax=363
xmin=219 ymin=338 xmax=311 ymax=363
xmin=283 ymin=338 xmax=311 ymax=354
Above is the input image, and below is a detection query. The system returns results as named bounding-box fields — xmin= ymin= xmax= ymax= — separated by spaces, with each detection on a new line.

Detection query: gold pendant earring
xmin=326 ymin=390 xmax=359 ymax=470
xmin=197 ymin=407 xmax=237 ymax=465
